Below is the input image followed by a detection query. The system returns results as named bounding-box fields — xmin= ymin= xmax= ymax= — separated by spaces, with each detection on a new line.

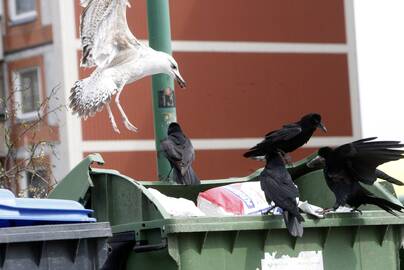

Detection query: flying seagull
xmin=70 ymin=0 xmax=186 ymax=133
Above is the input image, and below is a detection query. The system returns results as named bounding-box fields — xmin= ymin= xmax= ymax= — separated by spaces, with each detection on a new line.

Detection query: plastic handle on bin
xmin=133 ymin=239 xmax=167 ymax=253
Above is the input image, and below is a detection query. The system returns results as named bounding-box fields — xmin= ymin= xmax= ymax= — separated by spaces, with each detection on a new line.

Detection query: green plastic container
xmin=49 ymin=154 xmax=404 ymax=270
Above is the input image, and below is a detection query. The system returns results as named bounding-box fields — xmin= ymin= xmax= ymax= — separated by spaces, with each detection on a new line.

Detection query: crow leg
xmin=322 ymin=203 xmax=344 ymax=215
xmin=106 ymin=103 xmax=120 ymax=133
xmin=164 ymin=167 xmax=174 ymax=182
xmin=262 ymin=205 xmax=276 ymax=215
xmin=115 ymin=89 xmax=138 ymax=132
xmin=351 ymin=208 xmax=363 ymax=215
xmin=321 ymin=208 xmax=333 ymax=215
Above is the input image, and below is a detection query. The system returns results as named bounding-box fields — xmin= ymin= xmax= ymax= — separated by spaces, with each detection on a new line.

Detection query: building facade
xmin=0 ymin=0 xmax=361 ymax=194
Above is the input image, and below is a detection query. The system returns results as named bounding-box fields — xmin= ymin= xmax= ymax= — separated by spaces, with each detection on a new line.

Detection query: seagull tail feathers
xmin=69 ymin=72 xmax=117 ymax=119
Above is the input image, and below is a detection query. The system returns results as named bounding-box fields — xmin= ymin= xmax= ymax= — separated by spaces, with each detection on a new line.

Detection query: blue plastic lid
xmin=0 ymin=189 xmax=96 ymax=227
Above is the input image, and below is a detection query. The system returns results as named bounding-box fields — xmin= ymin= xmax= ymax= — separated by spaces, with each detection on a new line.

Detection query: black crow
xmin=308 ymin=137 xmax=404 ymax=215
xmin=160 ymin=122 xmax=200 ymax=185
xmin=243 ymin=113 xmax=327 ymax=161
xmin=259 ymin=153 xmax=304 ymax=237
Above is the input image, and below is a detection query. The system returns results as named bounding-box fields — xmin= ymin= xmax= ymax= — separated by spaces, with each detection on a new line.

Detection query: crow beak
xmin=318 ymin=122 xmax=327 ymax=133
xmin=174 ymin=70 xmax=186 ymax=88
xmin=307 ymin=155 xmax=326 ymax=169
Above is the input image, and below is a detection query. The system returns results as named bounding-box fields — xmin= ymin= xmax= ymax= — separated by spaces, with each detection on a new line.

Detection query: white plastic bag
xmin=148 ymin=188 xmax=205 ymax=217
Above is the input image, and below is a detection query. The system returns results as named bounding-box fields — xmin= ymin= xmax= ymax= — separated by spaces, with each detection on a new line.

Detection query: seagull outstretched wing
xmin=71 ymin=0 xmax=186 ymax=133
xmin=80 ymin=0 xmax=139 ymax=68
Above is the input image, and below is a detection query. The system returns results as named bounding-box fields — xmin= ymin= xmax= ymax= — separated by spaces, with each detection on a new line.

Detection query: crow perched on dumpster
xmin=258 ymin=153 xmax=304 ymax=237
xmin=243 ymin=113 xmax=327 ymax=161
xmin=160 ymin=123 xmax=200 ymax=185
xmin=307 ymin=137 xmax=404 ymax=215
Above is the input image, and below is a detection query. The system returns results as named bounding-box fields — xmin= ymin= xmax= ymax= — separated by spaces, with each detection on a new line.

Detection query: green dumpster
xmin=49 ymin=154 xmax=404 ymax=270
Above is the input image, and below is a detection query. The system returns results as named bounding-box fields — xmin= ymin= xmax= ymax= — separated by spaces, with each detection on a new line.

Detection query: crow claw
xmin=351 ymin=208 xmax=363 ymax=215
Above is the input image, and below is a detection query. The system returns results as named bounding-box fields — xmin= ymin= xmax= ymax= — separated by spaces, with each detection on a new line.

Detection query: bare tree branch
xmin=0 ymin=85 xmax=66 ymax=197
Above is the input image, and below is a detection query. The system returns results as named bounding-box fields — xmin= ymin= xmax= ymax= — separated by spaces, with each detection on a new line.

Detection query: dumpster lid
xmin=49 ymin=153 xmax=104 ymax=203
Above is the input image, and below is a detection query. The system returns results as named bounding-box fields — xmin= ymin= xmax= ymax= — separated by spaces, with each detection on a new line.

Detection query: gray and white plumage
xmin=70 ymin=0 xmax=186 ymax=133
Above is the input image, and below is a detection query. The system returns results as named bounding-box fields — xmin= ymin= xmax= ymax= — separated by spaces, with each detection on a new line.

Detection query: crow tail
xmin=365 ymin=195 xmax=404 ymax=216
xmin=243 ymin=148 xmax=262 ymax=158
xmin=173 ymin=166 xmax=200 ymax=185
xmin=282 ymin=210 xmax=304 ymax=237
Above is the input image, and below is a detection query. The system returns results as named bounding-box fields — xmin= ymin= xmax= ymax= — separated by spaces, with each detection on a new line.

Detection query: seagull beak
xmin=318 ymin=122 xmax=327 ymax=133
xmin=174 ymin=70 xmax=186 ymax=88
xmin=307 ymin=155 xmax=326 ymax=169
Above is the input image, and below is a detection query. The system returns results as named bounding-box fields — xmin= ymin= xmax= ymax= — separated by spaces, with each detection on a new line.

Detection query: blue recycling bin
xmin=0 ymin=188 xmax=95 ymax=227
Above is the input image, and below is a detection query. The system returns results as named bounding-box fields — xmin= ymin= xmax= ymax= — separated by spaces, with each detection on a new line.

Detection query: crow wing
xmin=244 ymin=125 xmax=302 ymax=158
xmin=334 ymin=137 xmax=404 ymax=185
xmin=260 ymin=168 xmax=299 ymax=211
xmin=264 ymin=124 xmax=303 ymax=141
xmin=160 ymin=135 xmax=195 ymax=176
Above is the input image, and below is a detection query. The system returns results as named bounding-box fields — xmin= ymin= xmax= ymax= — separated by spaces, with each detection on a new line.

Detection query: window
xmin=8 ymin=0 xmax=37 ymax=24
xmin=14 ymin=67 xmax=41 ymax=120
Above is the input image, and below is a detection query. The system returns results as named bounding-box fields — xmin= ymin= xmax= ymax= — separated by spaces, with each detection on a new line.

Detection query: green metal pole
xmin=146 ymin=0 xmax=177 ymax=181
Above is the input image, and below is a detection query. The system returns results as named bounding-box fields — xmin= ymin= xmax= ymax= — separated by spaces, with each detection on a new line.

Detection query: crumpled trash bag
xmin=298 ymin=201 xmax=324 ymax=218
xmin=148 ymin=188 xmax=205 ymax=217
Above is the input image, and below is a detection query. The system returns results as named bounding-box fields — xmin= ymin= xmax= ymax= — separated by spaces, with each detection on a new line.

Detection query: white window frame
xmin=13 ymin=66 xmax=42 ymax=121
xmin=8 ymin=0 xmax=37 ymax=25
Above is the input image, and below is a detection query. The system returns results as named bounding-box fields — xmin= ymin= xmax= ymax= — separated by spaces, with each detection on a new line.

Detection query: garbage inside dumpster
xmin=197 ymin=181 xmax=324 ymax=218
xmin=148 ymin=188 xmax=205 ymax=217
xmin=197 ymin=181 xmax=277 ymax=216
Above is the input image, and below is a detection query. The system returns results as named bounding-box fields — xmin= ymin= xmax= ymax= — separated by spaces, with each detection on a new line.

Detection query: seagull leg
xmin=106 ymin=103 xmax=120 ymax=133
xmin=115 ymin=89 xmax=139 ymax=132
